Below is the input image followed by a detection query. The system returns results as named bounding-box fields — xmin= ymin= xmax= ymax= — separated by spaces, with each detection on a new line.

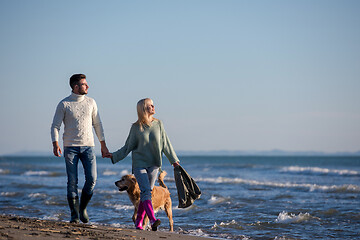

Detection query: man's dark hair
xmin=69 ymin=74 xmax=86 ymax=89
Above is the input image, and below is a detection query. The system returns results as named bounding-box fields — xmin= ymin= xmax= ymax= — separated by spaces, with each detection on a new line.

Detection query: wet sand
xmin=0 ymin=215 xmax=213 ymax=240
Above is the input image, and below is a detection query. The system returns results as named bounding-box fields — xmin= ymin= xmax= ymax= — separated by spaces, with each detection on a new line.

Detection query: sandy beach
xmin=0 ymin=215 xmax=213 ymax=240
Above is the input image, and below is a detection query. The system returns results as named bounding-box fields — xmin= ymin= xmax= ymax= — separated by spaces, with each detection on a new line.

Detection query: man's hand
xmin=173 ymin=162 xmax=180 ymax=167
xmin=52 ymin=141 xmax=62 ymax=157
xmin=104 ymin=153 xmax=113 ymax=159
xmin=100 ymin=141 xmax=110 ymax=158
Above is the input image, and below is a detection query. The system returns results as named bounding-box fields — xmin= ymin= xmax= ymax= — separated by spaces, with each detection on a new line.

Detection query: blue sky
xmin=0 ymin=0 xmax=359 ymax=155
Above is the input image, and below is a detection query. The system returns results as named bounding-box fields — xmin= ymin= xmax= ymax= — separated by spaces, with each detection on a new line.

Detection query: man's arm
xmin=51 ymin=102 xmax=64 ymax=157
xmin=100 ymin=140 xmax=110 ymax=158
xmin=91 ymin=100 xmax=109 ymax=158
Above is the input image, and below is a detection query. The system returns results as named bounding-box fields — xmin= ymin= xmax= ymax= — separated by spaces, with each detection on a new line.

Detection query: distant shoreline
xmin=2 ymin=149 xmax=360 ymax=157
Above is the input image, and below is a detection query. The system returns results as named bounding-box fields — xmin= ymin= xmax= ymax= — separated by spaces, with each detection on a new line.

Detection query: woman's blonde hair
xmin=135 ymin=98 xmax=157 ymax=131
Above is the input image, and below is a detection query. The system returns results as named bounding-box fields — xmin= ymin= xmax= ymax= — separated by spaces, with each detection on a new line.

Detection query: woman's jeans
xmin=133 ymin=166 xmax=159 ymax=202
xmin=64 ymin=146 xmax=97 ymax=199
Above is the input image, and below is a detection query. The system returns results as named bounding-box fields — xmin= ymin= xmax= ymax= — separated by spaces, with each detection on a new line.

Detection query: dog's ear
xmin=130 ymin=176 xmax=137 ymax=184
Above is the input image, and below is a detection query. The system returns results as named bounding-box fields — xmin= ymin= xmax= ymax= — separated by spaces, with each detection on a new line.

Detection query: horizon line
xmin=2 ymin=149 xmax=360 ymax=157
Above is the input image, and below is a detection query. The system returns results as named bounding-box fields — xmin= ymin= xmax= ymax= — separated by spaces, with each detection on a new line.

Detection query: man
xmin=51 ymin=74 xmax=109 ymax=223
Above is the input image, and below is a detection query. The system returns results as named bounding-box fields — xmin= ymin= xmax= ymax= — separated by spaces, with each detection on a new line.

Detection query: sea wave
xmin=42 ymin=214 xmax=60 ymax=221
xmin=1 ymin=192 xmax=20 ymax=197
xmin=208 ymin=195 xmax=231 ymax=205
xmin=196 ymin=177 xmax=360 ymax=193
xmin=103 ymin=169 xmax=130 ymax=177
xmin=104 ymin=202 xmax=134 ymax=211
xmin=212 ymin=219 xmax=240 ymax=229
xmin=179 ymin=228 xmax=212 ymax=238
xmin=96 ymin=189 xmax=119 ymax=194
xmin=281 ymin=166 xmax=359 ymax=176
xmin=102 ymin=170 xmax=118 ymax=176
xmin=23 ymin=171 xmax=51 ymax=176
xmin=44 ymin=198 xmax=65 ymax=206
xmin=0 ymin=168 xmax=10 ymax=174
xmin=109 ymin=223 xmax=128 ymax=228
xmin=22 ymin=171 xmax=61 ymax=177
xmin=275 ymin=211 xmax=321 ymax=223
xmin=28 ymin=193 xmax=47 ymax=198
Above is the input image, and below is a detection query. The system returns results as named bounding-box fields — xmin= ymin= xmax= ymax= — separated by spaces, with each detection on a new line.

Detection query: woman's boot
xmin=79 ymin=192 xmax=92 ymax=223
xmin=135 ymin=201 xmax=146 ymax=230
xmin=143 ymin=200 xmax=161 ymax=231
xmin=67 ymin=197 xmax=80 ymax=223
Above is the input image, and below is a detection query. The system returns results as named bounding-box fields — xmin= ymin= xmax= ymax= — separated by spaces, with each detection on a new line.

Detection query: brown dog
xmin=115 ymin=171 xmax=174 ymax=231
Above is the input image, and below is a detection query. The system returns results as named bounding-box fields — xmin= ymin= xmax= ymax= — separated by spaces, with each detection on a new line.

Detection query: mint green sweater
xmin=111 ymin=120 xmax=179 ymax=170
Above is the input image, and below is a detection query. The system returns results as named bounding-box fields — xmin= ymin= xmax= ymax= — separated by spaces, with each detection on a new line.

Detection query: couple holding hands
xmin=51 ymin=73 xmax=180 ymax=231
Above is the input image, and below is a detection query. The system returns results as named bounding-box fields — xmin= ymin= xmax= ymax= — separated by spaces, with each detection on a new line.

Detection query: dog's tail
xmin=158 ymin=171 xmax=168 ymax=189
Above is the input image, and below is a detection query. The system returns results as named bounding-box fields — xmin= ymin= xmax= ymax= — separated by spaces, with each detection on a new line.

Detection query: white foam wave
xmin=185 ymin=228 xmax=210 ymax=238
xmin=23 ymin=171 xmax=51 ymax=176
xmin=208 ymin=195 xmax=230 ymax=205
xmin=120 ymin=169 xmax=130 ymax=175
xmin=110 ymin=223 xmax=128 ymax=228
xmin=1 ymin=192 xmax=18 ymax=197
xmin=274 ymin=237 xmax=290 ymax=240
xmin=211 ymin=223 xmax=250 ymax=239
xmin=0 ymin=169 xmax=10 ymax=174
xmin=97 ymin=189 xmax=118 ymax=194
xmin=212 ymin=220 xmax=242 ymax=231
xmin=104 ymin=169 xmax=131 ymax=177
xmin=42 ymin=214 xmax=60 ymax=221
xmin=218 ymin=219 xmax=238 ymax=227
xmin=220 ymin=220 xmax=237 ymax=226
xmin=44 ymin=200 xmax=58 ymax=205
xmin=104 ymin=202 xmax=134 ymax=211
xmin=196 ymin=177 xmax=360 ymax=193
xmin=103 ymin=170 xmax=118 ymax=176
xmin=275 ymin=211 xmax=320 ymax=223
xmin=120 ymin=169 xmax=131 ymax=176
xmin=28 ymin=193 xmax=47 ymax=198
xmin=282 ymin=166 xmax=359 ymax=176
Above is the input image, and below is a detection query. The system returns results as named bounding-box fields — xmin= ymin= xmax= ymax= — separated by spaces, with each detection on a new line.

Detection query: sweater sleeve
xmin=51 ymin=102 xmax=65 ymax=142
xmin=92 ymin=100 xmax=105 ymax=142
xmin=160 ymin=121 xmax=180 ymax=165
xmin=111 ymin=125 xmax=137 ymax=164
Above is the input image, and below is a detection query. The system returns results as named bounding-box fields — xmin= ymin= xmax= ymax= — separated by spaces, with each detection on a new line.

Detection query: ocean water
xmin=0 ymin=155 xmax=359 ymax=239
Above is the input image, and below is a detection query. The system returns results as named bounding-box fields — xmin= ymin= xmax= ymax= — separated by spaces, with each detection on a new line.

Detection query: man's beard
xmin=78 ymin=90 xmax=88 ymax=95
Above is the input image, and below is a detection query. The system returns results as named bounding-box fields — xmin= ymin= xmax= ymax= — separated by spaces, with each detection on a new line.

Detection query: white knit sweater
xmin=51 ymin=92 xmax=105 ymax=147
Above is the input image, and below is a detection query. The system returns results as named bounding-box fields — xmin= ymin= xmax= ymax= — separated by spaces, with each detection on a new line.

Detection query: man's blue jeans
xmin=133 ymin=166 xmax=159 ymax=202
xmin=64 ymin=146 xmax=97 ymax=198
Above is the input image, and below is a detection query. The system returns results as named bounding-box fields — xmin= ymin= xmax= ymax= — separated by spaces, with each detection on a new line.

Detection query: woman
xmin=106 ymin=98 xmax=180 ymax=231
